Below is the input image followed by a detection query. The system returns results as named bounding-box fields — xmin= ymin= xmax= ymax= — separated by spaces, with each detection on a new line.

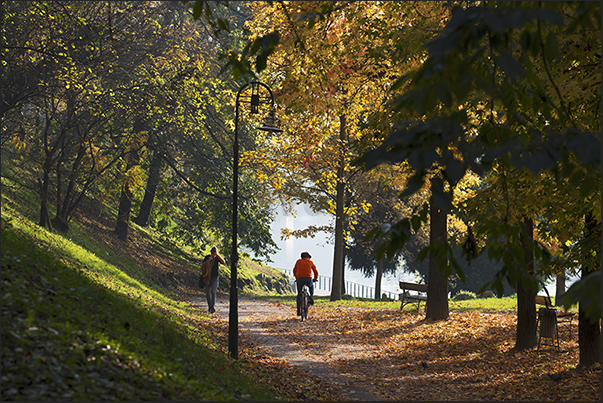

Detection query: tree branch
xmin=159 ymin=151 xmax=230 ymax=200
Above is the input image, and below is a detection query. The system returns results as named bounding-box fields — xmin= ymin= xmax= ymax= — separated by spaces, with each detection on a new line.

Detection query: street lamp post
xmin=230 ymin=81 xmax=282 ymax=359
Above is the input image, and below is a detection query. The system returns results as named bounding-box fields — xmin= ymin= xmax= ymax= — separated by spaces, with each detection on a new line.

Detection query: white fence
xmin=279 ymin=268 xmax=400 ymax=300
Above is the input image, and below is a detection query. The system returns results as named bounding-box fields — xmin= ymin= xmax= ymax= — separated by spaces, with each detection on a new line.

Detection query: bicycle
xmin=299 ymin=284 xmax=310 ymax=321
xmin=297 ymin=279 xmax=317 ymax=321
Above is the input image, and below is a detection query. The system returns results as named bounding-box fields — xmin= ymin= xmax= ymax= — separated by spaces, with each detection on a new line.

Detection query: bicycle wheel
xmin=301 ymin=286 xmax=309 ymax=321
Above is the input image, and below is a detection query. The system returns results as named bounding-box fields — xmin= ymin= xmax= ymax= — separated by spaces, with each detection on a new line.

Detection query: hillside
xmin=0 ymin=174 xmax=324 ymax=401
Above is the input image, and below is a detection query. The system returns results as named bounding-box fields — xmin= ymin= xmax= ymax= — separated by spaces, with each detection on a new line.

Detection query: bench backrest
xmin=535 ymin=295 xmax=552 ymax=308
xmin=400 ymin=281 xmax=428 ymax=293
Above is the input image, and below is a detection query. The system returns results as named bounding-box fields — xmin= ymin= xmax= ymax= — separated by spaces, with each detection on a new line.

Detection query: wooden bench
xmin=535 ymin=295 xmax=552 ymax=308
xmin=399 ymin=281 xmax=428 ymax=312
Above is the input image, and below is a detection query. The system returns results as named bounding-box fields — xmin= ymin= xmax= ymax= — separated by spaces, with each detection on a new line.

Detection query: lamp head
xmin=257 ymin=109 xmax=283 ymax=134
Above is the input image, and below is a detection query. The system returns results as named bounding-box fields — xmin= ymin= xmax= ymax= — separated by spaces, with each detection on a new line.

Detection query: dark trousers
xmin=205 ymin=275 xmax=219 ymax=311
xmin=296 ymin=277 xmax=314 ymax=313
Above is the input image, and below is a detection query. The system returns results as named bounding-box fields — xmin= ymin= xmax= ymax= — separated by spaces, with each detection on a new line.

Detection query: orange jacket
xmin=293 ymin=258 xmax=318 ymax=281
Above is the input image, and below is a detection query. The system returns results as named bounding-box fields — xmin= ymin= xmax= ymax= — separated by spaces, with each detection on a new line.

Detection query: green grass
xmin=254 ymin=292 xmax=550 ymax=313
xmin=0 ymin=212 xmax=275 ymax=400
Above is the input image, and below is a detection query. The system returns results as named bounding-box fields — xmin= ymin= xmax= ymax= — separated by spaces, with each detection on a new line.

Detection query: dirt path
xmin=205 ymin=294 xmax=386 ymax=401
xmin=188 ymin=292 xmax=600 ymax=401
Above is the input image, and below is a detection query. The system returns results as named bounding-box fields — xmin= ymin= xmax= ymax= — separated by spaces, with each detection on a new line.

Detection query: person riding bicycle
xmin=293 ymin=251 xmax=318 ymax=316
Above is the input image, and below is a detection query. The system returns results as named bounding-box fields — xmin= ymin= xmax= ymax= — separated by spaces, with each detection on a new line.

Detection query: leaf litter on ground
xmin=222 ymin=300 xmax=600 ymax=401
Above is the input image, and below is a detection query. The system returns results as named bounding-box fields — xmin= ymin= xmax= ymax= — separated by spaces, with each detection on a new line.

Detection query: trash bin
xmin=538 ymin=307 xmax=559 ymax=349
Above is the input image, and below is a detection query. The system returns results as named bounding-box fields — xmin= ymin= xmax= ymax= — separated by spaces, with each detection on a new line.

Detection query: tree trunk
xmin=578 ymin=293 xmax=601 ymax=368
xmin=375 ymin=256 xmax=383 ymax=300
xmin=341 ymin=240 xmax=347 ymax=295
xmin=38 ymin=172 xmax=53 ymax=231
xmin=134 ymin=150 xmax=162 ymax=227
xmin=554 ymin=271 xmax=565 ymax=307
xmin=55 ymin=141 xmax=64 ymax=226
xmin=330 ymin=114 xmax=346 ymax=301
xmin=578 ymin=212 xmax=601 ymax=368
xmin=38 ymin=113 xmax=60 ymax=231
xmin=114 ymin=183 xmax=133 ymax=241
xmin=514 ymin=217 xmax=537 ymax=351
xmin=114 ymin=147 xmax=140 ymax=241
xmin=51 ymin=150 xmax=69 ymax=234
xmin=425 ymin=193 xmax=449 ymax=321
xmin=38 ymin=98 xmax=73 ymax=231
xmin=52 ymin=138 xmax=86 ymax=233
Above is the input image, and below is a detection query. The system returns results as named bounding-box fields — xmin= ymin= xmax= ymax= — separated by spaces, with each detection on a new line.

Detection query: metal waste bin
xmin=538 ymin=308 xmax=559 ymax=349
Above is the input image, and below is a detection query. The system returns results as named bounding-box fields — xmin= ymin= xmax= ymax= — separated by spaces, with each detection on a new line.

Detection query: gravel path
xmin=205 ymin=294 xmax=385 ymax=401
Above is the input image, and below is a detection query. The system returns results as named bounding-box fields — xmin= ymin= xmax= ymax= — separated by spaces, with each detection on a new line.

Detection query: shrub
xmin=479 ymin=290 xmax=496 ymax=298
xmin=452 ymin=290 xmax=477 ymax=301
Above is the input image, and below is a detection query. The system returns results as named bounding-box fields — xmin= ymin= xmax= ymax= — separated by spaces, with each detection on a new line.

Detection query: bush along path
xmin=190 ymin=291 xmax=601 ymax=401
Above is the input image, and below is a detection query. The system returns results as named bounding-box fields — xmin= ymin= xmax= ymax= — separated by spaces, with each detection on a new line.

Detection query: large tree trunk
xmin=514 ymin=217 xmax=537 ymax=351
xmin=425 ymin=194 xmax=449 ymax=321
xmin=578 ymin=290 xmax=601 ymax=368
xmin=330 ymin=114 xmax=346 ymax=301
xmin=578 ymin=212 xmax=601 ymax=368
xmin=134 ymin=150 xmax=162 ymax=227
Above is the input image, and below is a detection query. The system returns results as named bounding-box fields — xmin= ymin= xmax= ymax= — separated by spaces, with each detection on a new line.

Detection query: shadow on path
xmin=207 ymin=294 xmax=386 ymax=401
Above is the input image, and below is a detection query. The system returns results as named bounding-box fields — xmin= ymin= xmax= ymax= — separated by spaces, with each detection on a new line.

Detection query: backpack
xmin=199 ymin=255 xmax=211 ymax=289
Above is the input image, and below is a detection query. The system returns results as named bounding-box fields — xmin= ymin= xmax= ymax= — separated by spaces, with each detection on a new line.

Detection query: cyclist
xmin=293 ymin=251 xmax=318 ymax=316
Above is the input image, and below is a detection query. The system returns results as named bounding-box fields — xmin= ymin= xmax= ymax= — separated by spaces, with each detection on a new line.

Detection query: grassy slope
xmin=0 ymin=175 xmax=305 ymax=401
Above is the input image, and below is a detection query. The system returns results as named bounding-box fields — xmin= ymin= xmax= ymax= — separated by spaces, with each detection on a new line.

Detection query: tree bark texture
xmin=515 ymin=217 xmax=537 ymax=351
xmin=134 ymin=150 xmax=163 ymax=227
xmin=554 ymin=272 xmax=566 ymax=307
xmin=425 ymin=194 xmax=449 ymax=321
xmin=578 ymin=212 xmax=601 ymax=368
xmin=330 ymin=114 xmax=346 ymax=301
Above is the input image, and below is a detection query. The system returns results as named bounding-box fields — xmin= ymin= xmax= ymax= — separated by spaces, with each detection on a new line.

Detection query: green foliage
xmin=563 ymin=271 xmax=601 ymax=321
xmin=347 ymin=178 xmax=405 ymax=278
xmin=452 ymin=290 xmax=477 ymax=301
xmin=356 ymin=1 xmax=601 ymax=320
xmin=1 ymin=0 xmax=278 ymax=259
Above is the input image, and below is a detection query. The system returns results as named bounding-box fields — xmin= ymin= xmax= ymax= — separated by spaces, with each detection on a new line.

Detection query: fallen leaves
xmin=240 ymin=303 xmax=600 ymax=401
